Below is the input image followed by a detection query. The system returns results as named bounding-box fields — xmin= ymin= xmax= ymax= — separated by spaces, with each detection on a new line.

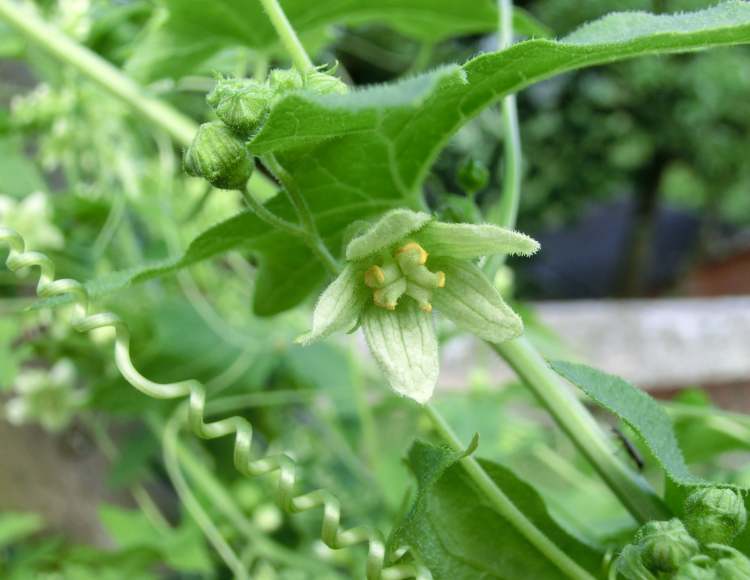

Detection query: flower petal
xmin=416 ymin=222 xmax=539 ymax=260
xmin=345 ymin=209 xmax=432 ymax=261
xmin=296 ymin=264 xmax=367 ymax=345
xmin=362 ymin=300 xmax=438 ymax=404
xmin=431 ymin=257 xmax=522 ymax=343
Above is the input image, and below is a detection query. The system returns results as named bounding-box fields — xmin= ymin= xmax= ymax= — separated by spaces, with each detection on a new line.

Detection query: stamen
xmin=405 ymin=282 xmax=433 ymax=313
xmin=395 ymin=242 xmax=428 ymax=265
xmin=364 ymin=265 xmax=385 ymax=288
xmin=373 ymin=278 xmax=407 ymax=310
xmin=436 ymin=271 xmax=446 ymax=288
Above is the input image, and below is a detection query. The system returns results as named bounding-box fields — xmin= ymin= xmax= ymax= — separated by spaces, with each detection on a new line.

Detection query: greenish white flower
xmin=5 ymin=359 xmax=86 ymax=432
xmin=0 ymin=191 xmax=64 ymax=250
xmin=298 ymin=209 xmax=539 ymax=403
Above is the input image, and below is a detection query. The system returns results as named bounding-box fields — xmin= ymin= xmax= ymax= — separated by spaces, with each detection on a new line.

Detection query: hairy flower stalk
xmin=299 ymin=209 xmax=539 ymax=403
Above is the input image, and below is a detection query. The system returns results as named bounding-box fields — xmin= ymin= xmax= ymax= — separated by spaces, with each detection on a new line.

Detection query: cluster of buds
xmin=617 ymin=488 xmax=749 ymax=579
xmin=184 ymin=65 xmax=348 ymax=190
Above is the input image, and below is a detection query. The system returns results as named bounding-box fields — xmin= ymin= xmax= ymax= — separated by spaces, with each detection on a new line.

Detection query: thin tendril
xmin=0 ymin=227 xmax=429 ymax=580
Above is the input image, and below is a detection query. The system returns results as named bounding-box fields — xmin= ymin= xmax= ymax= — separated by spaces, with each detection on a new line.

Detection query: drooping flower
xmin=298 ymin=209 xmax=539 ymax=403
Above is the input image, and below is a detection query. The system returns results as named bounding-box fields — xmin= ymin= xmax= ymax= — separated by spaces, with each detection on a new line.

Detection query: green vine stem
xmin=257 ymin=0 xmax=315 ymax=72
xmin=487 ymin=0 xmax=522 ymax=236
xmin=492 ymin=338 xmax=670 ymax=522
xmin=425 ymin=405 xmax=597 ymax=580
xmin=0 ymin=227 xmax=427 ymax=580
xmin=480 ymin=0 xmax=667 ymax=524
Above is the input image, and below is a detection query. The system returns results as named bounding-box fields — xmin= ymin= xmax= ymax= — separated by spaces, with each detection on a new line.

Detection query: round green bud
xmin=711 ymin=544 xmax=750 ymax=579
xmin=184 ymin=122 xmax=253 ymax=190
xmin=269 ymin=68 xmax=304 ymax=94
xmin=304 ymin=70 xmax=348 ymax=95
xmin=457 ymin=158 xmax=490 ymax=194
xmin=207 ymin=77 xmax=272 ymax=138
xmin=635 ymin=519 xmax=700 ymax=573
xmin=684 ymin=487 xmax=747 ymax=545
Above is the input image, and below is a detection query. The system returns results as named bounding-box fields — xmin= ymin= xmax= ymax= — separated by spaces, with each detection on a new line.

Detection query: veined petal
xmin=362 ymin=300 xmax=438 ymax=404
xmin=346 ymin=209 xmax=432 ymax=261
xmin=416 ymin=221 xmax=539 ymax=260
xmin=296 ymin=264 xmax=366 ymax=345
xmin=431 ymin=257 xmax=522 ymax=343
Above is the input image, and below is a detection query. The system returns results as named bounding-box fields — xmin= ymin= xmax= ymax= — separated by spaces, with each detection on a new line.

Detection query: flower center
xmin=363 ymin=242 xmax=445 ymax=312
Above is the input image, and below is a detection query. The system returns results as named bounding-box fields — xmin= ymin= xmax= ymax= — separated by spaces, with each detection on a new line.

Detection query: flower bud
xmin=269 ymin=68 xmax=304 ymax=94
xmin=184 ymin=122 xmax=253 ymax=190
xmin=457 ymin=158 xmax=490 ymax=194
xmin=304 ymin=70 xmax=348 ymax=95
xmin=684 ymin=487 xmax=747 ymax=545
xmin=635 ymin=519 xmax=700 ymax=573
xmin=673 ymin=545 xmax=750 ymax=580
xmin=207 ymin=77 xmax=272 ymax=138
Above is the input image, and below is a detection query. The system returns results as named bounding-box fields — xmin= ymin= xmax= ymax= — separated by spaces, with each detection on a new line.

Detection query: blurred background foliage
xmin=1 ymin=0 xmax=750 ymax=578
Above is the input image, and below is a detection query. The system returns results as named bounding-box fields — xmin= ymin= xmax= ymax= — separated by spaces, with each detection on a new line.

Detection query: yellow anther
xmin=373 ymin=290 xmax=397 ymax=310
xmin=436 ymin=271 xmax=446 ymax=288
xmin=364 ymin=265 xmax=385 ymax=288
xmin=420 ymin=303 xmax=433 ymax=313
xmin=395 ymin=242 xmax=428 ymax=265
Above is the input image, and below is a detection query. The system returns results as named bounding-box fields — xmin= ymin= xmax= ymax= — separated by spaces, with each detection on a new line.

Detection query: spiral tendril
xmin=1 ymin=227 xmax=429 ymax=580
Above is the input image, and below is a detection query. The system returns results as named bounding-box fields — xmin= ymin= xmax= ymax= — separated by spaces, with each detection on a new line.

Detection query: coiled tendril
xmin=0 ymin=227 xmax=429 ymax=580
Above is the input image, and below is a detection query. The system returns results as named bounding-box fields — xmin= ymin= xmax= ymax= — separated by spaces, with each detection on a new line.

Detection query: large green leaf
xmin=389 ymin=439 xmax=604 ymax=579
xmin=126 ymin=0 xmax=547 ymax=81
xmin=550 ymin=360 xmax=750 ymax=554
xmin=41 ymin=2 xmax=750 ymax=315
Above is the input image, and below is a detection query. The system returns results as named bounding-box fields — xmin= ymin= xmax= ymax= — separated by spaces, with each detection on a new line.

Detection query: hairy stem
xmin=424 ymin=405 xmax=598 ymax=580
xmin=485 ymin=0 xmax=522 ymax=277
xmin=257 ymin=0 xmax=314 ymax=71
xmin=257 ymin=155 xmax=341 ymax=274
xmin=491 ymin=337 xmax=670 ymax=522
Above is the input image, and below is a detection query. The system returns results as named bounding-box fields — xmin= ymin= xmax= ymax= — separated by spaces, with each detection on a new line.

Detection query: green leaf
xmin=549 ymin=360 xmax=750 ymax=553
xmin=550 ymin=361 xmax=703 ymax=487
xmin=431 ymin=257 xmax=522 ymax=344
xmin=0 ymin=512 xmax=43 ymax=549
xmin=390 ymin=440 xmax=604 ymax=579
xmin=35 ymin=2 xmax=750 ymax=315
xmin=362 ymin=299 xmax=438 ymax=403
xmin=126 ymin=0 xmax=547 ymax=81
xmin=417 ymin=222 xmax=539 ymax=260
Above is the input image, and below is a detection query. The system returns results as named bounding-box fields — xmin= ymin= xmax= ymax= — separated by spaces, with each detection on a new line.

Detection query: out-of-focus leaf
xmin=389 ymin=440 xmax=604 ymax=579
xmin=0 ymin=512 xmax=44 ymax=549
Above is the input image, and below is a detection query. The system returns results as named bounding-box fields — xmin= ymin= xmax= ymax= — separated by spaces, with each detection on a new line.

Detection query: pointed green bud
xmin=457 ymin=158 xmax=489 ymax=194
xmin=207 ymin=77 xmax=272 ymax=138
xmin=616 ymin=544 xmax=658 ymax=580
xmin=362 ymin=300 xmax=438 ymax=404
xmin=416 ymin=222 xmax=539 ymax=260
xmin=674 ymin=545 xmax=750 ymax=580
xmin=684 ymin=487 xmax=747 ymax=545
xmin=430 ymin=257 xmax=522 ymax=344
xmin=346 ymin=209 xmax=432 ymax=261
xmin=635 ymin=519 xmax=700 ymax=573
xmin=184 ymin=122 xmax=253 ymax=190
xmin=304 ymin=70 xmax=348 ymax=95
xmin=710 ymin=544 xmax=750 ymax=579
xmin=296 ymin=264 xmax=367 ymax=345
xmin=269 ymin=68 xmax=304 ymax=94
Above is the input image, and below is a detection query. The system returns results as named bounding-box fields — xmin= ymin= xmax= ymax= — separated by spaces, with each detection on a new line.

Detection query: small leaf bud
xmin=684 ymin=487 xmax=747 ymax=545
xmin=184 ymin=122 xmax=253 ymax=190
xmin=304 ymin=70 xmax=349 ymax=95
xmin=207 ymin=77 xmax=272 ymax=138
xmin=457 ymin=158 xmax=490 ymax=194
xmin=635 ymin=519 xmax=700 ymax=573
xmin=269 ymin=68 xmax=304 ymax=94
